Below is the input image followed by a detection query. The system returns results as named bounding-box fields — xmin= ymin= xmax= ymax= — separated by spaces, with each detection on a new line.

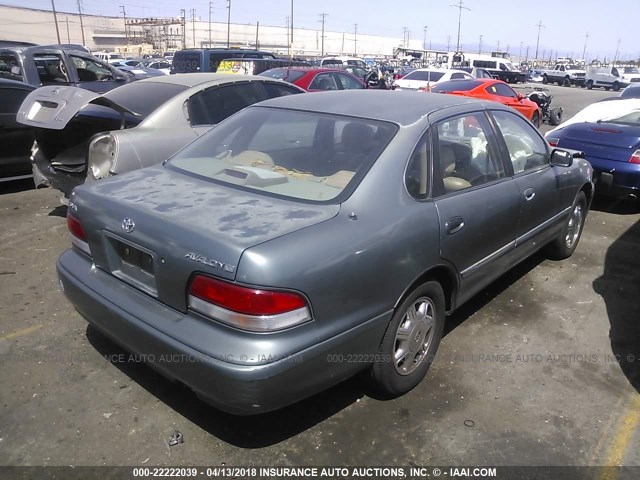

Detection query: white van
xmin=92 ymin=51 xmax=125 ymax=64
xmin=585 ymin=66 xmax=628 ymax=91
xmin=320 ymin=56 xmax=367 ymax=69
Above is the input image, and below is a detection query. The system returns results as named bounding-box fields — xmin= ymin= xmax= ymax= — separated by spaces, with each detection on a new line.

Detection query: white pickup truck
xmin=541 ymin=63 xmax=586 ymax=87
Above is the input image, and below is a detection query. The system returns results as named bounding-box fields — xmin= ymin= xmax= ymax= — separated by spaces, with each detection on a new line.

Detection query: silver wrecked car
xmin=16 ymin=73 xmax=304 ymax=200
xmin=57 ymin=90 xmax=594 ymax=414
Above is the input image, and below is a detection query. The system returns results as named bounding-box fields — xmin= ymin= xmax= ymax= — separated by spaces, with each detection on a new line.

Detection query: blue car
xmin=546 ymin=105 xmax=640 ymax=199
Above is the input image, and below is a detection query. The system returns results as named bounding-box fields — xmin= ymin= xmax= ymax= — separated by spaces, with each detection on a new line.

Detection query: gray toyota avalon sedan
xmin=57 ymin=90 xmax=594 ymax=414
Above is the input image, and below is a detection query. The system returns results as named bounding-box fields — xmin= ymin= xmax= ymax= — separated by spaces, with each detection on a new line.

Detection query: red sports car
xmin=259 ymin=67 xmax=366 ymax=92
xmin=431 ymin=78 xmax=542 ymax=127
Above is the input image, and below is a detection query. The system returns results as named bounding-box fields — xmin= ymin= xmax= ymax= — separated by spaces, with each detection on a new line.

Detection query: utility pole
xmin=180 ymin=9 xmax=186 ymax=49
xmin=77 ymin=0 xmax=85 ymax=45
xmin=402 ymin=27 xmax=407 ymax=49
xmin=478 ymin=34 xmax=482 ymax=54
xmin=582 ymin=32 xmax=589 ymax=62
xmin=255 ymin=21 xmax=259 ymax=49
xmin=319 ymin=13 xmax=327 ymax=56
xmin=341 ymin=32 xmax=345 ymax=55
xmin=447 ymin=35 xmax=451 ymax=52
xmin=290 ymin=0 xmax=294 ymax=57
xmin=286 ymin=16 xmax=290 ymax=55
xmin=614 ymin=38 xmax=621 ymax=63
xmin=497 ymin=40 xmax=500 ymax=51
xmin=423 ymin=26 xmax=428 ymax=50
xmin=51 ymin=0 xmax=61 ymax=44
xmin=226 ymin=0 xmax=231 ymax=48
xmin=519 ymin=41 xmax=523 ymax=60
xmin=353 ymin=24 xmax=358 ymax=56
xmin=65 ymin=17 xmax=70 ymax=43
xmin=208 ymin=2 xmax=213 ymax=47
xmin=191 ymin=9 xmax=196 ymax=48
xmin=450 ymin=0 xmax=470 ymax=53
xmin=534 ymin=20 xmax=545 ymax=60
xmin=525 ymin=45 xmax=529 ymax=63
xmin=120 ymin=5 xmax=128 ymax=44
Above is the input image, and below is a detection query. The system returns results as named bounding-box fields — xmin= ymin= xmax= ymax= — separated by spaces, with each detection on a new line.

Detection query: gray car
xmin=57 ymin=90 xmax=594 ymax=414
xmin=16 ymin=73 xmax=304 ymax=199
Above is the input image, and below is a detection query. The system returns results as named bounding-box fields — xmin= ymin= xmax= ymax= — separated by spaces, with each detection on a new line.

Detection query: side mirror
xmin=517 ymin=93 xmax=524 ymax=100
xmin=550 ymin=148 xmax=574 ymax=167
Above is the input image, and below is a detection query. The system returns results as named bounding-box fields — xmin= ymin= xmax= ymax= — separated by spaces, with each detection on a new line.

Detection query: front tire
xmin=542 ymin=75 xmax=548 ymax=84
xmin=545 ymin=191 xmax=587 ymax=260
xmin=562 ymin=77 xmax=571 ymax=87
xmin=369 ymin=281 xmax=445 ymax=396
xmin=549 ymin=107 xmax=563 ymax=126
xmin=586 ymin=80 xmax=593 ymax=90
xmin=531 ymin=111 xmax=541 ymax=128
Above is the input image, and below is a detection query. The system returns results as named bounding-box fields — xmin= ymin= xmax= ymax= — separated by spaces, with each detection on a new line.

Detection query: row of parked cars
xmin=1 ymin=44 xmax=638 ymax=415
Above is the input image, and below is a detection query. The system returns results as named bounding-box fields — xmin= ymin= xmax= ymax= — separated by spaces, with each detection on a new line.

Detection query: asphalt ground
xmin=0 ymin=84 xmax=638 ymax=475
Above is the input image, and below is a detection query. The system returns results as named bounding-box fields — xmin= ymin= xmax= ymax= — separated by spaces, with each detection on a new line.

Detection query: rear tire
xmin=545 ymin=191 xmax=587 ymax=260
xmin=613 ymin=82 xmax=620 ymax=92
xmin=368 ymin=281 xmax=445 ymax=396
xmin=549 ymin=107 xmax=563 ymax=126
xmin=542 ymin=75 xmax=548 ymax=84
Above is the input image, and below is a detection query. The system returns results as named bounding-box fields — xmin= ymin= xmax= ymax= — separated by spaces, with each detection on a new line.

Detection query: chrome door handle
xmin=446 ymin=216 xmax=465 ymax=234
xmin=524 ymin=188 xmax=536 ymax=201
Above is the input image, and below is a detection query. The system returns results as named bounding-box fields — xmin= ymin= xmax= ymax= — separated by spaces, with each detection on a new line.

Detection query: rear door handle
xmin=524 ymin=188 xmax=536 ymax=201
xmin=446 ymin=216 xmax=465 ymax=234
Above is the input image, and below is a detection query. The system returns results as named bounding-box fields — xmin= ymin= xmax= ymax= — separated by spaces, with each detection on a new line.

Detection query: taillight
xmin=547 ymin=138 xmax=559 ymax=147
xmin=66 ymin=213 xmax=91 ymax=256
xmin=630 ymin=149 xmax=640 ymax=164
xmin=188 ymin=275 xmax=311 ymax=332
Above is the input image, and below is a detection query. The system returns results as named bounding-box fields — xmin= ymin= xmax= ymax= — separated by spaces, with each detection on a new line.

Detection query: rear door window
xmin=172 ymin=52 xmax=201 ymax=73
xmin=34 ymin=53 xmax=69 ymax=84
xmin=309 ymin=72 xmax=339 ymax=90
xmin=0 ymin=53 xmax=23 ymax=81
xmin=335 ymin=72 xmax=364 ymax=90
xmin=187 ymin=83 xmax=263 ymax=126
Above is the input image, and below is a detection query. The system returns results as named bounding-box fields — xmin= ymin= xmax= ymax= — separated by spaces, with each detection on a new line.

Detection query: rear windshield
xmin=102 ymin=82 xmax=188 ymax=117
xmin=431 ymin=80 xmax=483 ymax=93
xmin=259 ymin=68 xmax=306 ymax=83
xmin=403 ymin=70 xmax=444 ymax=82
xmin=168 ymin=107 xmax=398 ymax=203
xmin=172 ymin=51 xmax=201 ymax=73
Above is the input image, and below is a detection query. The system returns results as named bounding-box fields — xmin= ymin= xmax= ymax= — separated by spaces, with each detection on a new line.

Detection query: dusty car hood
xmin=17 ymin=85 xmax=140 ymax=130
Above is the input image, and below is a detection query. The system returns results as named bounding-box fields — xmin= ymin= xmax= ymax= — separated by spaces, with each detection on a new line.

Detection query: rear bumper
xmin=31 ymin=145 xmax=84 ymax=197
xmin=57 ymin=249 xmax=391 ymax=415
xmin=592 ymin=159 xmax=640 ymax=198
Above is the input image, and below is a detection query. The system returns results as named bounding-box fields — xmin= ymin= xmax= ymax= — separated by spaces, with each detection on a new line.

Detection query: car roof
xmin=264 ymin=67 xmax=352 ymax=74
xmin=134 ymin=72 xmax=274 ymax=88
xmin=256 ymin=89 xmax=506 ymax=126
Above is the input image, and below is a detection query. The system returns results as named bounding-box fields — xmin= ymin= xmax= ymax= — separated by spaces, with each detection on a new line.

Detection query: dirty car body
xmin=57 ymin=91 xmax=594 ymax=414
xmin=17 ymin=73 xmax=304 ymax=198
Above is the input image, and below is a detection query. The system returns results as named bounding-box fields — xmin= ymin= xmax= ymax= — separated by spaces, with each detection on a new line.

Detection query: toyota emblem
xmin=121 ymin=218 xmax=135 ymax=233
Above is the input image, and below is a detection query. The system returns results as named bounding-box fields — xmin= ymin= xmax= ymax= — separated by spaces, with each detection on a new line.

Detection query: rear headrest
xmin=342 ymin=122 xmax=374 ymax=152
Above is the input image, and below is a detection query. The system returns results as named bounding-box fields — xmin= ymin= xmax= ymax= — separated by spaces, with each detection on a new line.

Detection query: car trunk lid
xmin=554 ymin=123 xmax=640 ymax=162
xmin=71 ymin=166 xmax=340 ymax=312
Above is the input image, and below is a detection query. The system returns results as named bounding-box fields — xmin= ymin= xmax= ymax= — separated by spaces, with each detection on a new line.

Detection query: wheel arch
xmin=394 ymin=264 xmax=459 ymax=315
xmin=580 ymin=181 xmax=594 ymax=207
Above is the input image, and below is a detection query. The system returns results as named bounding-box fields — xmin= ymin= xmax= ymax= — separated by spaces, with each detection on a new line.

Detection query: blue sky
xmin=3 ymin=0 xmax=638 ymax=60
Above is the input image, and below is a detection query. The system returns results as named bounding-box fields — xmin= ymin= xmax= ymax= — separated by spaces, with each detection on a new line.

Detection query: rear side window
xmin=432 ymin=80 xmax=482 ymax=93
xmin=34 ymin=54 xmax=69 ymax=84
xmin=187 ymin=83 xmax=263 ymax=126
xmin=335 ymin=73 xmax=364 ymax=90
xmin=0 ymin=53 xmax=23 ymax=81
xmin=261 ymin=82 xmax=302 ymax=98
xmin=309 ymin=72 xmax=339 ymax=90
xmin=172 ymin=52 xmax=201 ymax=73
xmin=403 ymin=71 xmax=444 ymax=82
xmin=259 ymin=68 xmax=306 ymax=83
